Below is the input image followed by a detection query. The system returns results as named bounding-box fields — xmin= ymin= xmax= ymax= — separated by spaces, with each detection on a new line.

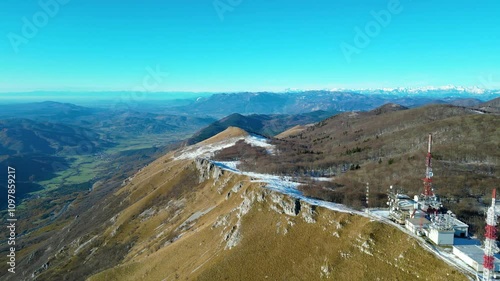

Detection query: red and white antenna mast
xmin=423 ymin=133 xmax=434 ymax=197
xmin=483 ymin=189 xmax=498 ymax=281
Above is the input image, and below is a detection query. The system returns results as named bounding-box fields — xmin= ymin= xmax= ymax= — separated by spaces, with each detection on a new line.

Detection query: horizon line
xmin=0 ymin=85 xmax=499 ymax=95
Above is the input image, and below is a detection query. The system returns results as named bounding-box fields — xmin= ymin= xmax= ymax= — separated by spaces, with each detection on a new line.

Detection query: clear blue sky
xmin=1 ymin=0 xmax=499 ymax=92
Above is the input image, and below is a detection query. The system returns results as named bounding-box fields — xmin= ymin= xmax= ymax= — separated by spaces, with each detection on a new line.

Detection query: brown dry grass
xmin=200 ymin=127 xmax=248 ymax=145
xmin=86 ymin=156 xmax=468 ymax=281
xmin=275 ymin=124 xmax=312 ymax=139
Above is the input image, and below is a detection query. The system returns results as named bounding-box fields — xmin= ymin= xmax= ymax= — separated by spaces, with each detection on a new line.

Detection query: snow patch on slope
xmin=211 ymin=161 xmax=360 ymax=216
xmin=174 ymin=134 xmax=275 ymax=160
xmin=175 ymin=138 xmax=242 ymax=160
xmin=245 ymin=134 xmax=275 ymax=154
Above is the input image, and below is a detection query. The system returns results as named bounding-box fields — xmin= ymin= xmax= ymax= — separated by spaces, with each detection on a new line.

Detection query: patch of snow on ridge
xmin=174 ymin=135 xmax=275 ymax=160
xmin=311 ymin=177 xmax=333 ymax=182
xmin=214 ymin=161 xmax=240 ymax=172
xmin=174 ymin=137 xmax=243 ymax=160
xmin=211 ymin=161 xmax=360 ymax=216
xmin=245 ymin=134 xmax=275 ymax=154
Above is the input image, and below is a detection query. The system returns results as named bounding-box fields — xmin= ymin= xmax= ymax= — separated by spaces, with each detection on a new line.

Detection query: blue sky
xmin=1 ymin=0 xmax=499 ymax=92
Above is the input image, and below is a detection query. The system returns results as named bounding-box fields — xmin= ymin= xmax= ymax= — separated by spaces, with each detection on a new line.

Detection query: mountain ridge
xmin=10 ymin=135 xmax=468 ymax=280
xmin=185 ymin=111 xmax=333 ymax=145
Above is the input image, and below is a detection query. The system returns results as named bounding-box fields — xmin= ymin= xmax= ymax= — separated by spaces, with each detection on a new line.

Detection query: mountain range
xmin=171 ymin=89 xmax=499 ymax=117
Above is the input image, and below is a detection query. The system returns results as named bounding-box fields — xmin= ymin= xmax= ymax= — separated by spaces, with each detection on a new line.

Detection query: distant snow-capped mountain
xmin=284 ymin=86 xmax=499 ymax=97
xmin=355 ymin=85 xmax=487 ymax=95
xmin=321 ymin=86 xmax=499 ymax=100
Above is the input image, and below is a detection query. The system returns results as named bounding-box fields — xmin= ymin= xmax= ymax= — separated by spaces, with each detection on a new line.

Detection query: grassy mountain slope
xmin=186 ymin=113 xmax=265 ymax=144
xmin=6 ymin=129 xmax=469 ymax=281
xmin=275 ymin=124 xmax=312 ymax=138
xmin=4 ymin=99 xmax=497 ymax=280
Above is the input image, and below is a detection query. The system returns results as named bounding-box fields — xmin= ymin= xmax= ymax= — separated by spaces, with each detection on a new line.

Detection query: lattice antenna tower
xmin=483 ymin=189 xmax=498 ymax=281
